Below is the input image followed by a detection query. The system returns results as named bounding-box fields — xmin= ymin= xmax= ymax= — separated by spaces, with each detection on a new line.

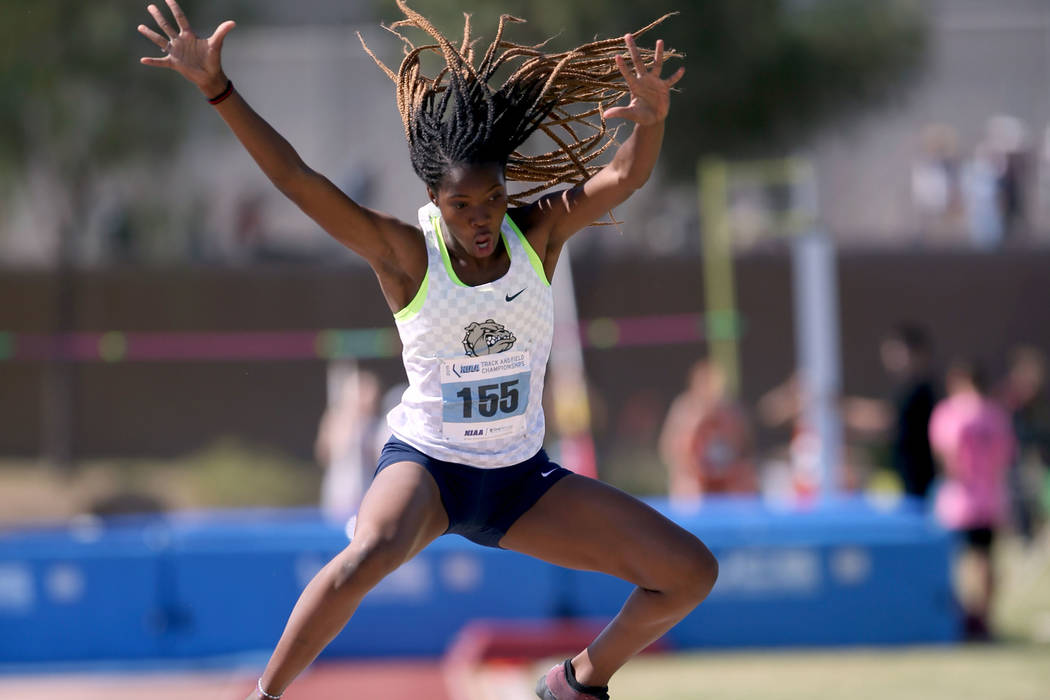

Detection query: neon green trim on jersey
xmin=432 ymin=215 xmax=471 ymax=288
xmin=505 ymin=215 xmax=551 ymax=287
xmin=393 ymin=268 xmax=429 ymax=321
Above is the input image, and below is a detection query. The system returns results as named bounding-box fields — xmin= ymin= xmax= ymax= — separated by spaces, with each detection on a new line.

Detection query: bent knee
xmin=666 ymin=541 xmax=719 ymax=603
xmin=332 ymin=533 xmax=412 ymax=589
xmin=691 ymin=545 xmax=719 ymax=599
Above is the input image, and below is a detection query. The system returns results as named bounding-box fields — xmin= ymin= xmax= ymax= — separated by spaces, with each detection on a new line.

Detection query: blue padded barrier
xmin=0 ymin=520 xmax=168 ymax=662
xmin=565 ymin=497 xmax=957 ymax=646
xmin=0 ymin=496 xmax=957 ymax=665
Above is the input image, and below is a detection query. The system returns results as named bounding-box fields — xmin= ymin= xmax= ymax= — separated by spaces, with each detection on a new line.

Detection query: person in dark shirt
xmin=845 ymin=324 xmax=939 ymax=499
xmin=887 ymin=326 xmax=939 ymax=498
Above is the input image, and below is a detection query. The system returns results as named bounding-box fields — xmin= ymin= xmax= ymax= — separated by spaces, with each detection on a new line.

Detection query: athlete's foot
xmin=535 ymin=659 xmax=610 ymax=700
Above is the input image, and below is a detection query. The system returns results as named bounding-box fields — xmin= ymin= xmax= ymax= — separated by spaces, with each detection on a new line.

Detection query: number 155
xmin=456 ymin=379 xmax=520 ymax=418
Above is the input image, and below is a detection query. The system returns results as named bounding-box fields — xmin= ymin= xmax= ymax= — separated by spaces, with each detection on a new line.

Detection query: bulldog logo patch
xmin=462 ymin=319 xmax=517 ymax=357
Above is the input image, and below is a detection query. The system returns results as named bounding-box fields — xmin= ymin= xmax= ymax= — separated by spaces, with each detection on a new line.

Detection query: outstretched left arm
xmin=527 ymin=33 xmax=685 ymax=247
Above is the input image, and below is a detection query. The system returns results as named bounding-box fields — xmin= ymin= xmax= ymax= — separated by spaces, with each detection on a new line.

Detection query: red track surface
xmin=0 ymin=660 xmax=449 ymax=700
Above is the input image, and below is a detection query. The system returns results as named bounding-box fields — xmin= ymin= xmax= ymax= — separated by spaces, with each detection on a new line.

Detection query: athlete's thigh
xmin=498 ymin=474 xmax=709 ymax=588
xmin=352 ymin=460 xmax=449 ymax=560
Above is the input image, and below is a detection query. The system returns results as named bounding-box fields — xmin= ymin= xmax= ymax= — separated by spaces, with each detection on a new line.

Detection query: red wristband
xmin=208 ymin=80 xmax=234 ymax=105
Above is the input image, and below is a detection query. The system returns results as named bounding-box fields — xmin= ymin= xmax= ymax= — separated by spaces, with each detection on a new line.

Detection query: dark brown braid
xmin=359 ymin=1 xmax=677 ymax=204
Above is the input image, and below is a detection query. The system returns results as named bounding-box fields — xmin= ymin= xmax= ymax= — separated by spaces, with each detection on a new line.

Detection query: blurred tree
xmin=2 ymin=2 xmax=175 ymax=165
xmin=370 ymin=0 xmax=928 ymax=178
xmin=0 ymin=0 xmax=239 ymax=467
xmin=0 ymin=0 xmax=246 ymax=253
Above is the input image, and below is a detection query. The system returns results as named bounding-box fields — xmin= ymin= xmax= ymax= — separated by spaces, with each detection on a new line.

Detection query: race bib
xmin=440 ymin=350 xmax=530 ymax=442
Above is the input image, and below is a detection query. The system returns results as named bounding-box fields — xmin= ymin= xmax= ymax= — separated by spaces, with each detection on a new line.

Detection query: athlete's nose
xmin=469 ymin=207 xmax=492 ymax=229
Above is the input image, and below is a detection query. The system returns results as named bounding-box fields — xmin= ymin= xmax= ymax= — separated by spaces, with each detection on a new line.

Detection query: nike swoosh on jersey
xmin=541 ymin=468 xmax=558 ymax=477
xmin=505 ymin=288 xmax=526 ymax=302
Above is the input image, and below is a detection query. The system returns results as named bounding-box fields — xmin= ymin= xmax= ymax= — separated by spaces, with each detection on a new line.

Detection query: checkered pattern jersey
xmin=386 ymin=202 xmax=554 ymax=467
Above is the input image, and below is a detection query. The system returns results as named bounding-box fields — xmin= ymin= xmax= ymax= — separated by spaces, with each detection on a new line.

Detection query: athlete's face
xmin=428 ymin=162 xmax=509 ymax=259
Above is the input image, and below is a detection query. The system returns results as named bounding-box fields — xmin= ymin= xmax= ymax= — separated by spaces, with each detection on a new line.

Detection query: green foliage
xmin=0 ymin=0 xmax=238 ymax=182
xmin=372 ymin=0 xmax=928 ymax=178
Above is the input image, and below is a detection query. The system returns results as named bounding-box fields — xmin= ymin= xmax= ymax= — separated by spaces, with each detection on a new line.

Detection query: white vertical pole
xmin=549 ymin=244 xmax=598 ymax=478
xmin=791 ymin=230 xmax=844 ymax=498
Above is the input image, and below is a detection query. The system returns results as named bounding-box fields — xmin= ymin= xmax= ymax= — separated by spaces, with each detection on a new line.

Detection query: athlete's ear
xmin=426 ymin=185 xmax=437 ymax=203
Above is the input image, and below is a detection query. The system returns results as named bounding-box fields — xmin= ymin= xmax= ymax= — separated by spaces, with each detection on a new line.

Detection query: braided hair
xmin=359 ymin=1 xmax=677 ymax=204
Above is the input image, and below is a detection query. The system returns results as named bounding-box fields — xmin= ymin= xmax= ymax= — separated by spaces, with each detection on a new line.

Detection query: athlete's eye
xmin=453 ymin=202 xmax=467 ymax=210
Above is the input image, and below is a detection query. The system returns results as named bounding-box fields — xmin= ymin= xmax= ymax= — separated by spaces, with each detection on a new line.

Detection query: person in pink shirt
xmin=929 ymin=360 xmax=1016 ymax=640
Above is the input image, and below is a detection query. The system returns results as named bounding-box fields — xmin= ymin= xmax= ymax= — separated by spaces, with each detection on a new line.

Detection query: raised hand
xmin=603 ymin=34 xmax=685 ymax=126
xmin=138 ymin=0 xmax=235 ymax=95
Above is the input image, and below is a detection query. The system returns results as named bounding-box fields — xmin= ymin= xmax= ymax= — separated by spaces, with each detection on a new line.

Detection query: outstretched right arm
xmin=138 ymin=1 xmax=424 ymax=309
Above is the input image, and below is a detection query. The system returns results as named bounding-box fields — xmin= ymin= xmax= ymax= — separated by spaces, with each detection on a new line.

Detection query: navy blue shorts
xmin=375 ymin=435 xmax=572 ymax=548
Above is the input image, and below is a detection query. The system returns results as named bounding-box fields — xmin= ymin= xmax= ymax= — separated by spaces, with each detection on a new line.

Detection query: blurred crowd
xmin=657 ymin=330 xmax=1049 ymax=640
xmin=659 ymin=334 xmax=1048 ymax=524
xmin=911 ymin=115 xmax=1049 ymax=248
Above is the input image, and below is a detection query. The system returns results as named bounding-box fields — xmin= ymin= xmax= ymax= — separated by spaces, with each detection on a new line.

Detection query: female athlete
xmin=139 ymin=2 xmax=717 ymax=698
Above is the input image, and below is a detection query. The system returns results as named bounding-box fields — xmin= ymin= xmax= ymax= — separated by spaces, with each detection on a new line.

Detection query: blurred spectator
xmin=996 ymin=346 xmax=1050 ymax=542
xmin=986 ymin=115 xmax=1031 ymax=244
xmin=757 ymin=372 xmax=867 ymax=499
xmin=843 ymin=324 xmax=939 ymax=500
xmin=756 ymin=372 xmax=814 ymax=499
xmin=658 ymin=359 xmax=758 ymax=503
xmin=911 ymin=123 xmax=962 ymax=242
xmin=961 ymin=141 xmax=1004 ymax=249
xmin=929 ymin=360 xmax=1016 ymax=641
xmin=316 ymin=364 xmax=383 ymax=533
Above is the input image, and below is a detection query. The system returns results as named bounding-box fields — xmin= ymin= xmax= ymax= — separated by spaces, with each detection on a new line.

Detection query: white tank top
xmin=386 ymin=202 xmax=554 ymax=467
